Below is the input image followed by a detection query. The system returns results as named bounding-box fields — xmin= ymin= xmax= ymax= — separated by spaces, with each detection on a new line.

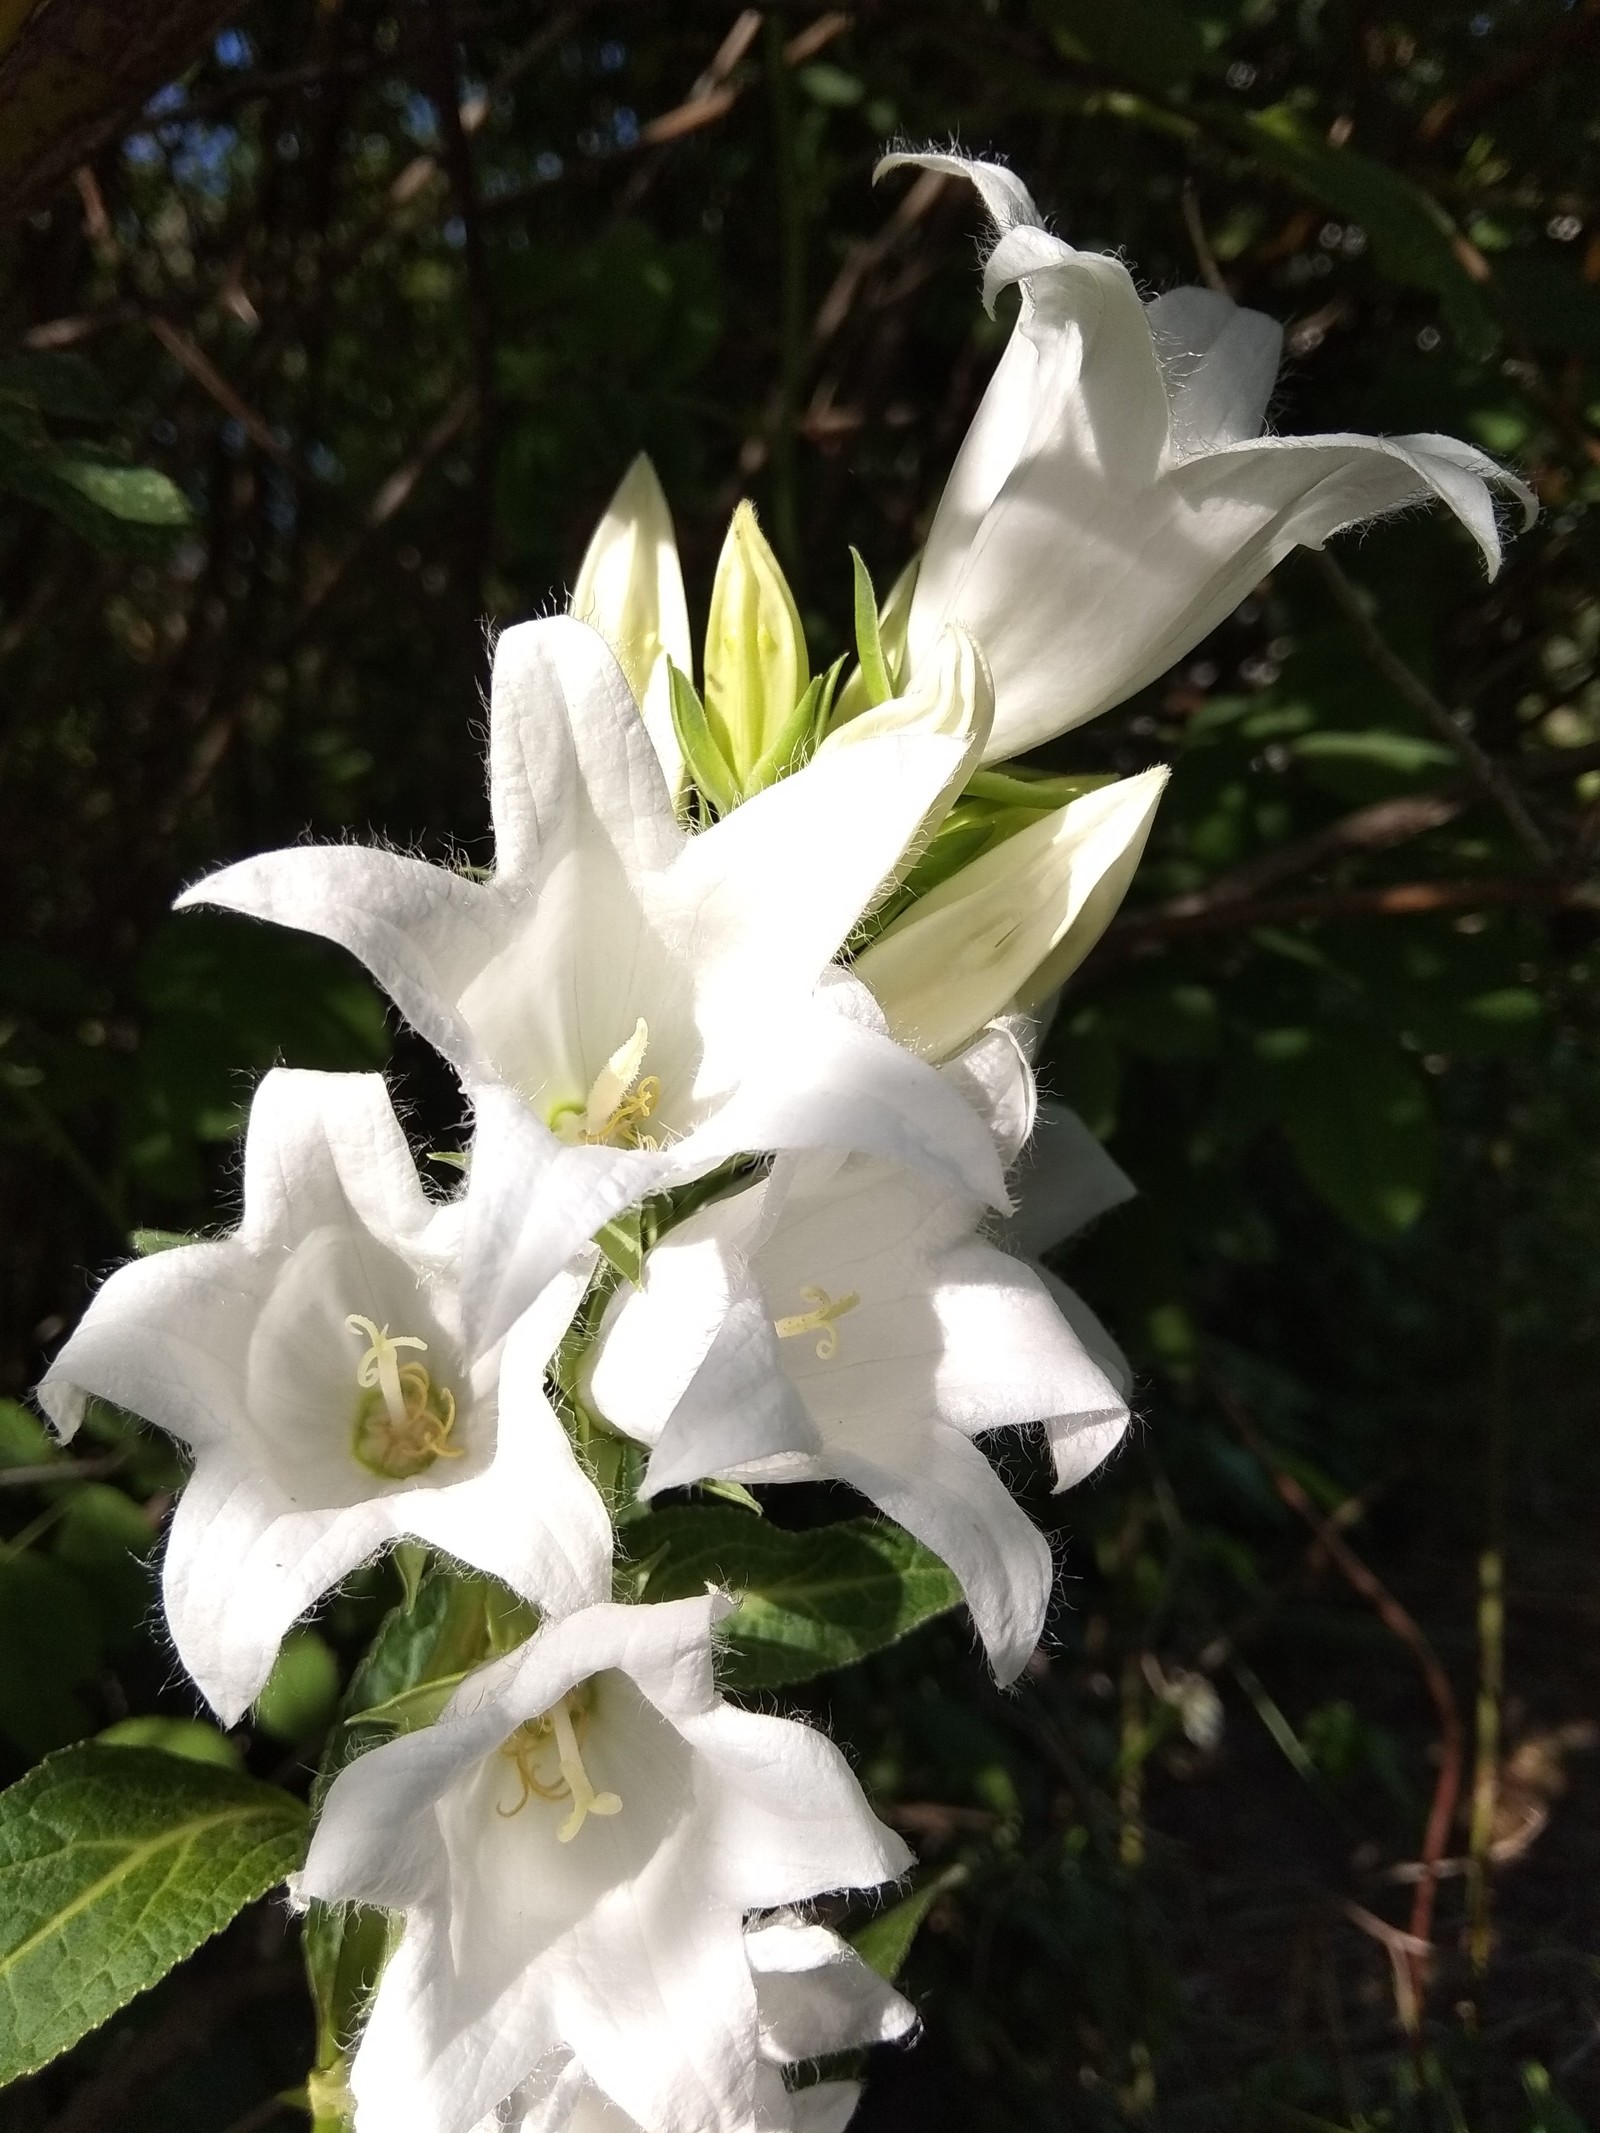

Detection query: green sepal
xmin=668 ymin=661 xmax=741 ymax=818
xmin=850 ymin=1864 xmax=967 ymax=1982
xmin=744 ymin=669 xmax=826 ymax=795
xmin=128 ymin=1227 xmax=196 ymax=1255
xmin=962 ymin=767 xmax=1114 ymax=808
xmin=595 ymin=1205 xmax=645 ymax=1286
xmin=850 ymin=547 xmax=895 ymax=707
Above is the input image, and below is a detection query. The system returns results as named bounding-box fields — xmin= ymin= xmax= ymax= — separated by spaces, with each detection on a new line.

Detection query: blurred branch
xmin=1217 ymin=1382 xmax=1463 ymax=2036
xmin=145 ymin=316 xmax=292 ymax=467
xmin=1101 ymin=871 xmax=1598 ymax=959
xmin=425 ymin=0 xmax=497 ymax=580
xmin=0 ymin=1452 xmax=128 ymax=1489
xmin=0 ymin=0 xmax=240 ymax=225
xmin=1310 ymin=552 xmax=1555 ymax=869
xmin=1418 ymin=0 xmax=1600 ymax=144
xmin=1137 ymin=790 xmax=1470 ymax=919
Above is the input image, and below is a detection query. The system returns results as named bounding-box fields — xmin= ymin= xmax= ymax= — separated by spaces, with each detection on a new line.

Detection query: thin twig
xmin=1217 ymin=1381 xmax=1464 ymax=2036
xmin=1310 ymin=551 xmax=1555 ymax=868
xmin=1179 ymin=177 xmax=1228 ymax=295
xmin=424 ymin=0 xmax=496 ymax=583
xmin=0 ymin=1451 xmax=129 ymax=1490
xmin=1098 ymin=871 xmax=1598 ymax=960
xmin=145 ymin=317 xmax=295 ymax=467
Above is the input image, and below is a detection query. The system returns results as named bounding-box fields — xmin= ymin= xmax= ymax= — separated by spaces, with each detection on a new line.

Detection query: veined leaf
xmin=0 ymin=1744 xmax=306 ymax=2082
xmin=629 ymin=1507 xmax=962 ymax=1689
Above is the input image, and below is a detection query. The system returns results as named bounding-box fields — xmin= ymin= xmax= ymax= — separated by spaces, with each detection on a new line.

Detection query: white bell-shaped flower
xmin=479 ymin=1914 xmax=914 ymax=2133
xmin=297 ymin=1592 xmax=911 ymax=2133
xmin=179 ymin=617 xmax=1004 ymax=1344
xmin=589 ymin=1029 xmax=1128 ymax=1684
xmin=884 ymin=152 xmax=1535 ymax=761
xmin=36 ymin=1070 xmax=612 ymax=1725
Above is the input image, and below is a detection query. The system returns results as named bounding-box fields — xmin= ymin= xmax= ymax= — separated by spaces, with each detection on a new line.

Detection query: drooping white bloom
xmin=571 ymin=454 xmax=693 ymax=796
xmin=1000 ymin=1094 xmax=1137 ymax=1491
xmin=855 ymin=766 xmax=1168 ymax=1061
xmin=589 ymin=1029 xmax=1126 ymax=1684
xmin=297 ymin=1592 xmax=910 ymax=2133
xmin=883 ymin=152 xmax=1537 ymax=761
xmin=178 ymin=619 xmax=1004 ymax=1340
xmin=480 ymin=1915 xmax=914 ymax=2133
xmin=36 ymin=1070 xmax=611 ymax=1725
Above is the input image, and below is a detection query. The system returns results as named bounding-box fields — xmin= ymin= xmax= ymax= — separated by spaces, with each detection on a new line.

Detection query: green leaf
xmin=0 ymin=1744 xmax=306 ymax=2082
xmin=0 ymin=1555 xmax=102 ymax=1756
xmin=629 ymin=1508 xmax=963 ymax=1689
xmin=850 ymin=548 xmax=894 ymax=708
xmin=850 ymin=1865 xmax=966 ymax=1982
xmin=0 ymin=1399 xmax=58 ymax=1470
xmin=1036 ymin=0 xmax=1213 ymax=94
xmin=50 ymin=455 xmax=191 ymax=528
xmin=1521 ymin=2062 xmax=1591 ymax=2133
xmin=52 ymin=1483 xmax=157 ymax=1645
xmin=254 ymin=1629 xmax=341 ymax=1746
xmin=0 ymin=353 xmax=111 ymax=420
xmin=1266 ymin=1028 xmax=1435 ymax=1239
xmin=97 ymin=1717 xmax=241 ymax=1770
xmin=1225 ymin=106 xmax=1497 ymax=356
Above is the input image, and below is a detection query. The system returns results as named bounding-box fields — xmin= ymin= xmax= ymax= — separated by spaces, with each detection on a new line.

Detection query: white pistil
xmin=346 ymin=1314 xmax=429 ymax=1426
xmin=551 ymin=1695 xmax=622 ymax=1842
xmin=498 ymin=1690 xmax=622 ymax=1841
xmin=553 ymin=1019 xmax=662 ymax=1147
xmin=773 ymin=1284 xmax=861 ymax=1361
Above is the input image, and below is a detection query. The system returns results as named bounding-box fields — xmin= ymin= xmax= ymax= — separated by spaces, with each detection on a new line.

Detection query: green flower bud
xmin=702 ymin=502 xmax=809 ymax=786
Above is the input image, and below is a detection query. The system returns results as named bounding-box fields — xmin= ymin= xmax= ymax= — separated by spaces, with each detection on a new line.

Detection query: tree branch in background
xmin=1310 ymin=551 xmax=1555 ymax=869
xmin=0 ymin=0 xmax=242 ymax=227
xmin=1216 ymin=1381 xmax=1464 ymax=2038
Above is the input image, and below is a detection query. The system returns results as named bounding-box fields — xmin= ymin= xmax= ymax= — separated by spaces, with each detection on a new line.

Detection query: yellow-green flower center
xmin=346 ymin=1314 xmax=462 ymax=1480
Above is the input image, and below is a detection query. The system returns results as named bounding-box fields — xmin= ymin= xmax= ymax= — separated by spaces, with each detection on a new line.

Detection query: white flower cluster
xmin=37 ymin=157 xmax=1525 ymax=2133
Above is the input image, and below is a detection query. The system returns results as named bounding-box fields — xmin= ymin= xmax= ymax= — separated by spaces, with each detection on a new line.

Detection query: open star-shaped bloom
xmin=882 ymin=152 xmax=1536 ymax=761
xmin=36 ymin=1069 xmax=611 ymax=1724
xmin=478 ymin=1914 xmax=914 ymax=2133
xmin=589 ymin=1029 xmax=1127 ymax=1683
xmin=179 ymin=617 xmax=1003 ymax=1334
xmin=298 ymin=1592 xmax=910 ymax=2133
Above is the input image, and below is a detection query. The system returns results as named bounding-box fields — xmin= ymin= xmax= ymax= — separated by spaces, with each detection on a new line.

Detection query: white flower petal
xmin=162 ymin=1457 xmax=389 ymax=1725
xmin=571 ymin=454 xmax=692 ymax=793
xmin=856 ymin=770 xmax=1167 ymax=1061
xmin=1002 ymin=1100 xmax=1135 ymax=1260
xmin=1146 ymin=285 xmax=1283 ymax=454
xmin=891 ymin=155 xmax=1533 ymax=757
xmin=748 ymin=1917 xmax=915 ymax=2060
xmin=36 ymin=1238 xmax=262 ymax=1446
xmin=177 ymin=846 xmax=494 ymax=1077
xmin=829 ymin=1423 xmax=1052 ymax=1685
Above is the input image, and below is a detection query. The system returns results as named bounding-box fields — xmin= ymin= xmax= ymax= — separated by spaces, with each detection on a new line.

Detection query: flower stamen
xmin=497 ymin=1689 xmax=621 ymax=1841
xmin=773 ymin=1284 xmax=861 ymax=1361
xmin=346 ymin=1315 xmax=463 ymax=1480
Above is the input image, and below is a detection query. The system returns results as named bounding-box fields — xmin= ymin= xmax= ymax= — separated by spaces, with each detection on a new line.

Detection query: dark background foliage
xmin=3 ymin=0 xmax=1600 ymax=2127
